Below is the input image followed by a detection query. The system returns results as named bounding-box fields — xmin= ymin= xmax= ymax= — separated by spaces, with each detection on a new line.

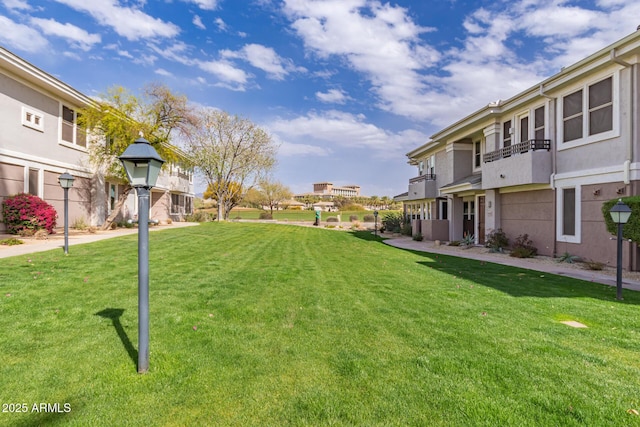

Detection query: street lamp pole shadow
xmin=95 ymin=308 xmax=138 ymax=369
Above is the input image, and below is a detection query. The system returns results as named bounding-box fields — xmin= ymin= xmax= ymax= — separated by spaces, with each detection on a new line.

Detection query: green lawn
xmin=1 ymin=222 xmax=640 ymax=426
xmin=218 ymin=208 xmax=394 ymax=222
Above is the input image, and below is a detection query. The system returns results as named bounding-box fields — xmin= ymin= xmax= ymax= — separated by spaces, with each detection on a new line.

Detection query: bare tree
xmin=187 ymin=109 xmax=277 ymax=220
xmin=80 ymin=84 xmax=197 ymax=229
xmin=258 ymin=178 xmax=293 ymax=215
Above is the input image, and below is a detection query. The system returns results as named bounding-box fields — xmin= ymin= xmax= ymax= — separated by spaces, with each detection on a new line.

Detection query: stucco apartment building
xmin=401 ymin=28 xmax=640 ymax=271
xmin=0 ymin=47 xmax=194 ymax=232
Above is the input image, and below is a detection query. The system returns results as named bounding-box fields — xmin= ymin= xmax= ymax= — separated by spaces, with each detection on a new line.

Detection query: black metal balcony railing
xmin=409 ymin=173 xmax=436 ymax=184
xmin=483 ymin=139 xmax=550 ymax=163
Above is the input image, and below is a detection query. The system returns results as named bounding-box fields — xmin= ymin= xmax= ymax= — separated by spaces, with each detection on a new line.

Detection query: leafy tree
xmin=187 ymin=109 xmax=277 ymax=221
xmin=80 ymin=83 xmax=197 ymax=229
xmin=258 ymin=178 xmax=293 ymax=214
xmin=602 ymin=196 xmax=640 ymax=243
xmin=203 ymin=181 xmax=243 ymax=219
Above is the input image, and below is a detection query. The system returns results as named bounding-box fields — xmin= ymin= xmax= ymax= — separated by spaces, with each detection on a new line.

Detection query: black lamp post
xmin=58 ymin=171 xmax=75 ymax=254
xmin=609 ymin=199 xmax=632 ymax=301
xmin=374 ymin=210 xmax=379 ymax=237
xmin=119 ymin=137 xmax=165 ymax=373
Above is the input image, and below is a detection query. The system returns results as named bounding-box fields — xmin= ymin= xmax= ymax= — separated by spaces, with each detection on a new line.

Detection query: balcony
xmin=482 ymin=139 xmax=552 ymax=189
xmin=407 ymin=174 xmax=437 ymax=200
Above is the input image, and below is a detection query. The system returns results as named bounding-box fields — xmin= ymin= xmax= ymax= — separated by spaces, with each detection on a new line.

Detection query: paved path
xmin=0 ymin=222 xmax=199 ymax=259
xmin=382 ymin=235 xmax=640 ymax=293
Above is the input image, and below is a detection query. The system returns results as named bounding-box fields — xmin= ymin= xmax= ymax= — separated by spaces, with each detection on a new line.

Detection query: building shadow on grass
xmin=95 ymin=308 xmax=138 ymax=369
xmin=411 ymin=250 xmax=640 ymax=304
xmin=348 ymin=230 xmax=640 ymax=304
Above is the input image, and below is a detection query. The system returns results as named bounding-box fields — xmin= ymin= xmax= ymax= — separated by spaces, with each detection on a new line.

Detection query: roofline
xmin=425 ymin=28 xmax=640 ymax=147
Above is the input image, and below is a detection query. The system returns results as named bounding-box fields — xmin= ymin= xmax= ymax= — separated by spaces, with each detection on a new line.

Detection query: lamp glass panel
xmin=146 ymin=158 xmax=163 ymax=188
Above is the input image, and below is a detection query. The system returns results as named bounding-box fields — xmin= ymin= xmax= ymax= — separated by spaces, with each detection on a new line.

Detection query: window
xmin=22 ymin=106 xmax=44 ymax=132
xmin=61 ymin=105 xmax=87 ymax=148
xmin=474 ymin=141 xmax=481 ymax=169
xmin=425 ymin=155 xmax=435 ymax=176
xmin=28 ymin=168 xmax=39 ymax=196
xmin=557 ymin=186 xmax=581 ymax=243
xmin=185 ymin=196 xmax=193 ymax=214
xmin=562 ymin=188 xmax=575 ymax=236
xmin=519 ymin=116 xmax=529 ymax=143
xmin=109 ymin=184 xmax=117 ymax=212
xmin=534 ymin=106 xmax=545 ymax=140
xmin=503 ymin=120 xmax=512 ymax=148
xmin=589 ymin=77 xmax=612 ymax=135
xmin=561 ymin=76 xmax=615 ymax=145
xmin=171 ymin=194 xmax=181 ymax=214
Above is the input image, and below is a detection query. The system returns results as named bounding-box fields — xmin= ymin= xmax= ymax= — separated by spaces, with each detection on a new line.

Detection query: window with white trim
xmin=557 ymin=186 xmax=581 ymax=243
xmin=473 ymin=140 xmax=481 ymax=169
xmin=560 ymin=75 xmax=615 ymax=146
xmin=503 ymin=120 xmax=512 ymax=148
xmin=22 ymin=106 xmax=44 ymax=132
xmin=534 ymin=106 xmax=545 ymax=140
xmin=61 ymin=105 xmax=87 ymax=148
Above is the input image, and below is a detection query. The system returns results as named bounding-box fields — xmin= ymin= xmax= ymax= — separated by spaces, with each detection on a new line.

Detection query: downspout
xmin=611 ymin=48 xmax=634 ymax=270
xmin=540 ymin=84 xmax=558 ymax=257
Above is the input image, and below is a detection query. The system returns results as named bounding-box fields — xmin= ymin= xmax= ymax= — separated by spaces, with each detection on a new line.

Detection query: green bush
xmin=1 ymin=193 xmax=57 ymax=234
xmin=401 ymin=223 xmax=412 ymax=236
xmin=485 ymin=228 xmax=509 ymax=253
xmin=413 ymin=232 xmax=423 ymax=241
xmin=510 ymin=234 xmax=537 ymax=258
xmin=0 ymin=237 xmax=24 ymax=246
xmin=259 ymin=212 xmax=273 ymax=220
xmin=363 ymin=214 xmax=375 ymax=222
xmin=326 ymin=216 xmax=339 ymax=223
xmin=382 ymin=212 xmax=404 ymax=233
xmin=185 ymin=211 xmax=215 ymax=222
xmin=341 ymin=203 xmax=365 ymax=211
xmin=349 ymin=215 xmax=359 ymax=222
xmin=602 ymin=196 xmax=640 ymax=242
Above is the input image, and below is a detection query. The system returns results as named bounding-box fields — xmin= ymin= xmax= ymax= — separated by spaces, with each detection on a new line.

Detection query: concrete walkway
xmin=0 ymin=222 xmax=199 ymax=259
xmin=382 ymin=235 xmax=640 ymax=293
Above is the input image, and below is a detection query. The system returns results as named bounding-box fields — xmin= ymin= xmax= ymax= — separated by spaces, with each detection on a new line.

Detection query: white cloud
xmin=268 ymin=110 xmax=427 ymax=156
xmin=198 ymin=59 xmax=250 ymax=90
xmin=316 ymin=88 xmax=350 ymax=104
xmin=221 ymin=43 xmax=303 ymax=80
xmin=30 ymin=17 xmax=101 ymax=51
xmin=155 ymin=68 xmax=173 ymax=77
xmin=193 ymin=15 xmax=206 ymax=30
xmin=53 ymin=0 xmax=180 ymax=40
xmin=0 ymin=15 xmax=48 ymax=52
xmin=278 ymin=141 xmax=331 ymax=157
xmin=2 ymin=0 xmax=29 ymax=10
xmin=214 ymin=17 xmax=227 ymax=31
xmin=183 ymin=0 xmax=218 ymax=10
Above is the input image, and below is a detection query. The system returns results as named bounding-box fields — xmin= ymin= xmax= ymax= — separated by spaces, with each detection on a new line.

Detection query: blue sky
xmin=1 ymin=0 xmax=639 ymax=197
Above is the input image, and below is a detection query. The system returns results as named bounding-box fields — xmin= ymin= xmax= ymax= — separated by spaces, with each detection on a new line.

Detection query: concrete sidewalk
xmin=382 ymin=235 xmax=640 ymax=293
xmin=0 ymin=222 xmax=199 ymax=259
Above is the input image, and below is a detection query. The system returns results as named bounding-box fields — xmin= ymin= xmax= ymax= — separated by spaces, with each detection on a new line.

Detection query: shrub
xmin=34 ymin=229 xmax=49 ymax=240
xmin=584 ymin=259 xmax=605 ymax=270
xmin=185 ymin=211 xmax=215 ymax=222
xmin=602 ymin=196 xmax=640 ymax=243
xmin=413 ymin=232 xmax=423 ymax=241
xmin=1 ymin=193 xmax=57 ymax=234
xmin=349 ymin=215 xmax=359 ymax=222
xmin=401 ymin=223 xmax=412 ymax=236
xmin=382 ymin=212 xmax=404 ymax=233
xmin=448 ymin=240 xmax=461 ymax=246
xmin=510 ymin=234 xmax=537 ymax=258
xmin=259 ymin=212 xmax=273 ymax=220
xmin=341 ymin=203 xmax=365 ymax=211
xmin=0 ymin=237 xmax=23 ymax=246
xmin=556 ymin=251 xmax=581 ymax=264
xmin=72 ymin=217 xmax=88 ymax=230
xmin=462 ymin=233 xmax=475 ymax=246
xmin=363 ymin=214 xmax=375 ymax=222
xmin=485 ymin=228 xmax=509 ymax=253
xmin=326 ymin=216 xmax=339 ymax=223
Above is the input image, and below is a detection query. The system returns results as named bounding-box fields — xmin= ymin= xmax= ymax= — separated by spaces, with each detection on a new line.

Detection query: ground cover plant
xmin=1 ymin=223 xmax=640 ymax=426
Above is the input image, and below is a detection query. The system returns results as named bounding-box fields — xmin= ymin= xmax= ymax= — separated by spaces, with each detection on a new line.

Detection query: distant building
xmin=295 ymin=182 xmax=361 ymax=201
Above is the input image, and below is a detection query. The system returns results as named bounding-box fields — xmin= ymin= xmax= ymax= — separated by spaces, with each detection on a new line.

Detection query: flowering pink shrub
xmin=1 ymin=193 xmax=58 ymax=234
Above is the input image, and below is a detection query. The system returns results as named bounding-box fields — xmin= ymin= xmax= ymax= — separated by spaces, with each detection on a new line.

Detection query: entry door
xmin=463 ymin=201 xmax=475 ymax=237
xmin=478 ymin=196 xmax=485 ymax=245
